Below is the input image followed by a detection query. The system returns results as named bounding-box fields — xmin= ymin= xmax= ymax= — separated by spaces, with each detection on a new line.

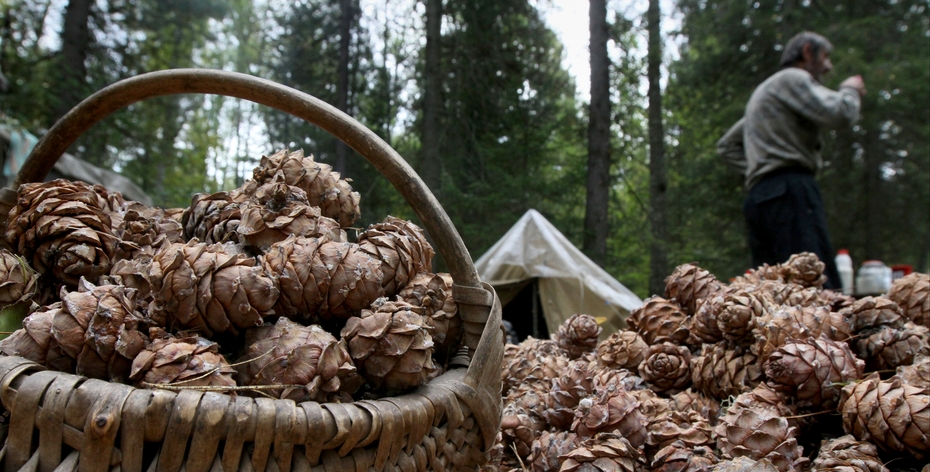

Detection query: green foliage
xmin=262 ymin=0 xmax=405 ymax=228
xmin=429 ymin=0 xmax=584 ymax=260
xmin=1 ymin=0 xmax=924 ymax=296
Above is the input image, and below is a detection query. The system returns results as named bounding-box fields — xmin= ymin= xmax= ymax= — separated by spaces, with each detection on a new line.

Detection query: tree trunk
xmin=51 ymin=0 xmax=92 ymax=124
xmin=420 ymin=0 xmax=443 ymax=195
xmin=647 ymin=0 xmax=668 ymax=296
xmin=335 ymin=0 xmax=354 ymax=175
xmin=583 ymin=0 xmax=610 ymax=267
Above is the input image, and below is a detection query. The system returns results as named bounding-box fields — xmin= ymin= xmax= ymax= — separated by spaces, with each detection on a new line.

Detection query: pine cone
xmin=262 ymin=235 xmax=332 ymax=322
xmin=357 ymin=216 xmax=434 ymax=296
xmin=628 ymin=296 xmax=689 ymax=345
xmin=811 ymin=435 xmax=888 ymax=472
xmin=0 ymin=249 xmax=38 ymax=307
xmin=639 ymin=342 xmax=693 ymax=394
xmin=645 ymin=410 xmax=715 ymax=462
xmin=669 ymin=389 xmax=722 ymax=426
xmin=839 ymin=373 xmax=929 ymax=459
xmin=853 ymin=322 xmax=930 ymax=373
xmin=39 ymin=279 xmax=151 ymax=381
xmin=96 ymin=187 xmax=129 ymax=228
xmin=107 ymin=258 xmax=155 ymax=305
xmin=0 ymin=306 xmax=53 ymax=365
xmin=735 ymin=263 xmax=786 ymax=286
xmin=113 ymin=204 xmax=183 ymax=260
xmin=753 ymin=306 xmax=841 ymax=364
xmin=596 ymin=330 xmax=648 ymax=371
xmin=4 ymin=179 xmax=118 ymax=289
xmin=129 ymin=332 xmax=236 ymax=389
xmin=651 ymin=441 xmax=719 ymax=472
xmin=764 ymin=335 xmax=864 ymax=410
xmin=528 ymin=431 xmax=580 ymax=472
xmin=718 ymin=290 xmax=768 ymax=345
xmin=781 ymin=286 xmax=823 ymax=308
xmin=236 ymin=179 xmax=345 ymax=251
xmin=887 ymin=272 xmax=930 ymax=327
xmin=341 ymin=299 xmax=438 ymax=393
xmin=397 ymin=272 xmax=461 ymax=357
xmin=248 ymin=149 xmax=361 ymax=228
xmin=754 ymin=280 xmax=806 ymax=306
xmin=712 ymin=457 xmax=781 ymax=472
xmin=77 ymin=281 xmax=151 ymax=382
xmin=572 ymin=385 xmax=647 ymax=445
xmin=317 ymin=241 xmax=385 ymax=319
xmin=841 ymin=296 xmax=906 ymax=333
xmin=591 ymin=367 xmax=644 ymax=393
xmin=502 ymin=337 xmax=568 ymax=395
xmin=181 ymin=191 xmax=241 ymax=244
xmin=543 ymin=359 xmax=597 ymax=430
xmin=781 ymin=252 xmax=827 ymax=288
xmin=504 ymin=381 xmax=548 ymax=421
xmin=555 ymin=313 xmax=602 ymax=359
xmin=714 ymin=400 xmax=807 ymax=471
xmin=896 ymin=354 xmax=929 ymax=387
xmin=688 ymin=293 xmax=728 ymax=347
xmin=816 ymin=289 xmax=856 ymax=312
xmin=148 ymin=240 xmax=279 ymax=336
xmin=691 ymin=342 xmax=763 ymax=400
xmin=559 ymin=433 xmax=643 ymax=472
xmin=236 ymin=318 xmax=363 ymax=402
xmin=665 ymin=263 xmax=723 ymax=315
xmin=500 ymin=402 xmax=546 ymax=460
xmin=727 ymin=384 xmax=804 ymax=430
xmin=630 ymin=388 xmax=672 ymax=419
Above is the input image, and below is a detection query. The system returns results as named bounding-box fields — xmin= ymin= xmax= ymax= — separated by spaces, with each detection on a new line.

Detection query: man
xmin=717 ymin=31 xmax=866 ymax=289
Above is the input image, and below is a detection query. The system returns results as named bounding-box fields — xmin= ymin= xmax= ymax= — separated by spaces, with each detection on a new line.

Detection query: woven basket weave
xmin=0 ymin=70 xmax=504 ymax=472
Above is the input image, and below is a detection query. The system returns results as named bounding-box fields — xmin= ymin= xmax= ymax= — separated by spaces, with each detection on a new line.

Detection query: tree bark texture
xmin=584 ymin=0 xmax=610 ymax=267
xmin=647 ymin=0 xmax=669 ymax=296
xmin=52 ymin=0 xmax=92 ymax=124
xmin=420 ymin=0 xmax=443 ymax=196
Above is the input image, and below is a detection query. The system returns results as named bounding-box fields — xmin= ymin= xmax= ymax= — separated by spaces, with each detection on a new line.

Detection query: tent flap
xmin=475 ymin=209 xmax=643 ymax=336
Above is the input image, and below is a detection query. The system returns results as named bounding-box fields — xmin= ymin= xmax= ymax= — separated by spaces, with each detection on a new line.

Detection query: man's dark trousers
xmin=743 ymin=167 xmax=841 ymax=289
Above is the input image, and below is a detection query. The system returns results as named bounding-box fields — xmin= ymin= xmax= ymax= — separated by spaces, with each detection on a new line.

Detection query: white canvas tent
xmin=475 ymin=209 xmax=642 ymax=338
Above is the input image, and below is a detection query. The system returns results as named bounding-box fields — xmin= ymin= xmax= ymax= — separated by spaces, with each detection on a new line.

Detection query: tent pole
xmin=532 ymin=279 xmax=540 ymax=338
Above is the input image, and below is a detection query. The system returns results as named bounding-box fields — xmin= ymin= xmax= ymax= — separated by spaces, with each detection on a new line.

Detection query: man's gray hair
xmin=780 ymin=32 xmax=833 ymax=68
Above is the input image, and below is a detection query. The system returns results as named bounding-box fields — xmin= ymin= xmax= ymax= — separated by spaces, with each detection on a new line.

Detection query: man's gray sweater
xmin=717 ymin=68 xmax=861 ymax=189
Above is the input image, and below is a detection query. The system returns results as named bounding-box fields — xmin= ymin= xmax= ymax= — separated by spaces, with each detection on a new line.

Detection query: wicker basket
xmin=0 ymin=69 xmax=504 ymax=472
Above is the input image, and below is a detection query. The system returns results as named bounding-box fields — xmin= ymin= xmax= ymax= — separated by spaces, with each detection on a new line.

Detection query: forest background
xmin=0 ymin=0 xmax=927 ymax=299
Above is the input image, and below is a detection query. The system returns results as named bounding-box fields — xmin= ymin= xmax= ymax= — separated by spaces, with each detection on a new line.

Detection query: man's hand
xmin=840 ymin=75 xmax=867 ymax=96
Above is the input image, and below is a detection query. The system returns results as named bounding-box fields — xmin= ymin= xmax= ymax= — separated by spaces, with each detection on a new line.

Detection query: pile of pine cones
xmin=489 ymin=254 xmax=929 ymax=471
xmin=0 ymin=149 xmax=462 ymax=402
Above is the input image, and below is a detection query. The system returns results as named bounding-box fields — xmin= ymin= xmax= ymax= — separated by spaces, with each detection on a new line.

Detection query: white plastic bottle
xmin=835 ymin=249 xmax=854 ymax=295
xmin=856 ymin=260 xmax=893 ymax=296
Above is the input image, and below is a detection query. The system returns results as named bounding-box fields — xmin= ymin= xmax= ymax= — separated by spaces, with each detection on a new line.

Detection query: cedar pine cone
xmin=639 ymin=342 xmax=693 ymax=394
xmin=236 ymin=317 xmax=363 ymax=402
xmin=555 ymin=313 xmax=602 ymax=359
xmin=628 ymin=296 xmax=690 ymax=345
xmin=129 ymin=332 xmax=236 ymax=389
xmin=839 ymin=373 xmax=930 ymax=459
xmin=764 ymin=335 xmax=864 ymax=410
xmin=596 ymin=330 xmax=648 ymax=371
xmin=4 ymin=179 xmax=118 ymax=289
xmin=247 ymin=149 xmax=361 ymax=228
xmin=887 ymin=272 xmax=930 ymax=327
xmin=340 ymin=299 xmax=438 ymax=393
xmin=665 ymin=263 xmax=723 ymax=315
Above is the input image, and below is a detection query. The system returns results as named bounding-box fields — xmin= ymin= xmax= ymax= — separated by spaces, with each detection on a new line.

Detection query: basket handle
xmin=3 ymin=69 xmax=493 ymax=357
